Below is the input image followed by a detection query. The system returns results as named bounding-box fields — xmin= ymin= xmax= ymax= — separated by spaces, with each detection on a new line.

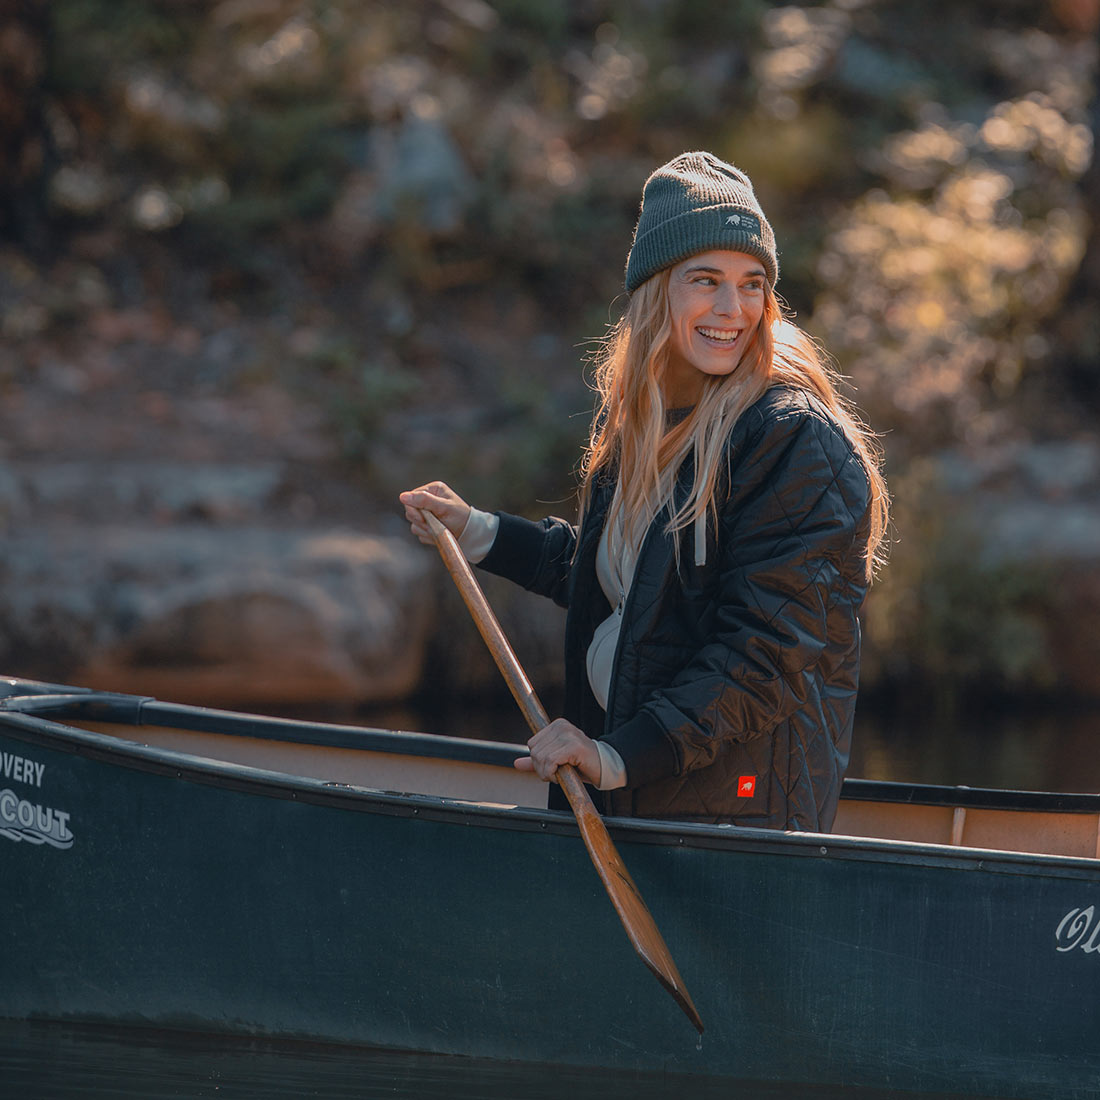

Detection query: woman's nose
xmin=714 ymin=286 xmax=742 ymax=317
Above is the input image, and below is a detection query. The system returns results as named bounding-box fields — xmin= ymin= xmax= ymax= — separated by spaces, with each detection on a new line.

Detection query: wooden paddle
xmin=422 ymin=510 xmax=703 ymax=1035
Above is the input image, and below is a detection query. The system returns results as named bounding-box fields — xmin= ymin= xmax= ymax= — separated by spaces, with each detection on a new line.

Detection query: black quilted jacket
xmin=479 ymin=386 xmax=873 ymax=831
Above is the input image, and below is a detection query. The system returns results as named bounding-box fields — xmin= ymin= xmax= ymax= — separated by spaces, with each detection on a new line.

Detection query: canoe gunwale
xmin=0 ymin=689 xmax=526 ymax=770
xmin=2 ymin=688 xmax=1099 ymax=880
xmin=5 ymin=681 xmax=1100 ymax=814
xmin=841 ymin=777 xmax=1100 ymax=814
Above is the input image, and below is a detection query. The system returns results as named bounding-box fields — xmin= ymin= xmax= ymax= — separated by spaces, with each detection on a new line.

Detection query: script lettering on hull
xmin=1055 ymin=906 xmax=1100 ymax=954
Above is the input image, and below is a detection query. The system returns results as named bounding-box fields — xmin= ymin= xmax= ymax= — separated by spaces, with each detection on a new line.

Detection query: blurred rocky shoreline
xmin=2 ymin=424 xmax=1099 ymax=712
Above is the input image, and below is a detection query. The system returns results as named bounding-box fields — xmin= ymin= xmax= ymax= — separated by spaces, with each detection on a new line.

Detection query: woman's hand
xmin=515 ymin=719 xmax=602 ymax=787
xmin=399 ymin=481 xmax=471 ymax=545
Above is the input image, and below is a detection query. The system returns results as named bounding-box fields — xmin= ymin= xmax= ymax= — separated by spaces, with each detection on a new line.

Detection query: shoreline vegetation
xmin=1 ymin=1 xmax=1098 ymax=712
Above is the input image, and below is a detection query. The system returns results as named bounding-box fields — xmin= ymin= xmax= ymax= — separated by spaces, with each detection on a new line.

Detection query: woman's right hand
xmin=514 ymin=718 xmax=602 ymax=787
xmin=399 ymin=481 xmax=472 ymax=546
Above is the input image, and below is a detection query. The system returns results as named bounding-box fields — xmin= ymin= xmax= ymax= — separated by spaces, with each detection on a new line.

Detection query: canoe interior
xmin=80 ymin=721 xmax=548 ymax=809
xmin=74 ymin=725 xmax=1100 ymax=862
xmin=4 ymin=679 xmax=1099 ymax=861
xmin=834 ymin=793 xmax=1100 ymax=860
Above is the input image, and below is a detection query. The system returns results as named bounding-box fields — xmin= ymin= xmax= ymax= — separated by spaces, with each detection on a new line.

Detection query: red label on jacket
xmin=738 ymin=775 xmax=756 ymax=797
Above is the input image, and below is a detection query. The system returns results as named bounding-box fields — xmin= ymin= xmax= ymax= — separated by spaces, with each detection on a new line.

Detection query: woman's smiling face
xmin=663 ymin=250 xmax=768 ymax=405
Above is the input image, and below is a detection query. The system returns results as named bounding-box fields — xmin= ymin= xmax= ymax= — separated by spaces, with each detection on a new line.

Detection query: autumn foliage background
xmin=1 ymin=0 xmax=1099 ymax=718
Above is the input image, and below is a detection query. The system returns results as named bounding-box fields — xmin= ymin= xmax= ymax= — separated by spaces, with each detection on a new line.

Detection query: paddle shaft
xmin=423 ymin=510 xmax=703 ymax=1034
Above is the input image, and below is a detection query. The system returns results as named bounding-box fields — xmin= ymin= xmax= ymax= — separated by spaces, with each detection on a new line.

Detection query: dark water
xmin=0 ymin=1021 xmax=986 ymax=1100
xmin=4 ymin=703 xmax=1095 ymax=1098
xmin=850 ymin=701 xmax=1100 ymax=793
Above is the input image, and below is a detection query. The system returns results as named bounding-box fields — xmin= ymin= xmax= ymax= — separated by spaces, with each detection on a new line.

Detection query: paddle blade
xmin=557 ymin=764 xmax=704 ymax=1035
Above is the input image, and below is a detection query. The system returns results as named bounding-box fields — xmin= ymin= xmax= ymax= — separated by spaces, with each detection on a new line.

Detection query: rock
xmin=882 ymin=437 xmax=1100 ymax=699
xmin=47 ymin=164 xmax=119 ymax=218
xmin=975 ymin=483 xmax=1100 ymax=698
xmin=0 ymin=460 xmax=286 ymax=525
xmin=0 ymin=525 xmax=435 ymax=709
xmin=0 ymin=455 xmax=568 ymax=716
xmin=369 ymin=110 xmax=475 ymax=234
xmin=979 ymin=498 xmax=1100 ymax=563
xmin=935 ymin=439 xmax=1100 ymax=568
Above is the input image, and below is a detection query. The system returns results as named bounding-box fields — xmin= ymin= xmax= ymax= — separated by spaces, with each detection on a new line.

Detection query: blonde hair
xmin=580 ymin=271 xmax=889 ymax=579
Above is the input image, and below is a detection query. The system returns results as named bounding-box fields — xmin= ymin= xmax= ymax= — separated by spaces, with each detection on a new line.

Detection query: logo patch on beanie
xmin=723 ymin=211 xmax=760 ymax=233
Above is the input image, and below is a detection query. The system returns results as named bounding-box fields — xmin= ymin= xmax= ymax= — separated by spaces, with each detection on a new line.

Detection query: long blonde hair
xmin=580 ymin=270 xmax=889 ymax=579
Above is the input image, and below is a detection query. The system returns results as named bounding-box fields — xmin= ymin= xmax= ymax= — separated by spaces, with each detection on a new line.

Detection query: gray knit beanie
xmin=624 ymin=151 xmax=778 ymax=292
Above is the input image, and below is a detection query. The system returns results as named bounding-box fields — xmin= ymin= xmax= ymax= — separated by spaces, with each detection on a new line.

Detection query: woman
xmin=401 ymin=151 xmax=888 ymax=832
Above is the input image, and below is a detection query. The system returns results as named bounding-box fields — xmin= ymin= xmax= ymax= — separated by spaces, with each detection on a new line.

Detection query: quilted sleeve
xmin=477 ymin=510 xmax=579 ymax=610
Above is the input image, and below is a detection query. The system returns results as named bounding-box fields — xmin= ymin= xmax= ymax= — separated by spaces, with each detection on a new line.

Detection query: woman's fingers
xmin=398 ymin=481 xmax=471 ymax=544
xmin=514 ymin=719 xmax=602 ymax=787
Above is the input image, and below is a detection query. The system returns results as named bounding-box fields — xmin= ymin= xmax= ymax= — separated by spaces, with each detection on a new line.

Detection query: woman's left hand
xmin=514 ymin=719 xmax=602 ymax=787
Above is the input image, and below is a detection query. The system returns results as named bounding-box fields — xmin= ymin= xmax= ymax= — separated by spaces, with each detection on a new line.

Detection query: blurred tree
xmin=0 ymin=0 xmax=50 ymax=253
xmin=1050 ymin=68 xmax=1100 ymax=411
xmin=804 ymin=2 xmax=1097 ymax=452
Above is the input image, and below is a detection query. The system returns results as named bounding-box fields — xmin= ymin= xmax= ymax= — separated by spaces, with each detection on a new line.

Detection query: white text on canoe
xmin=0 ymin=787 xmax=74 ymax=850
xmin=1 ymin=752 xmax=45 ymax=788
xmin=1055 ymin=907 xmax=1100 ymax=954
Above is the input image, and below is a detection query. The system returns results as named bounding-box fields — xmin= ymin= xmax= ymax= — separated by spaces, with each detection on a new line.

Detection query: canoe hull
xmin=2 ymin=692 xmax=1099 ymax=1097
